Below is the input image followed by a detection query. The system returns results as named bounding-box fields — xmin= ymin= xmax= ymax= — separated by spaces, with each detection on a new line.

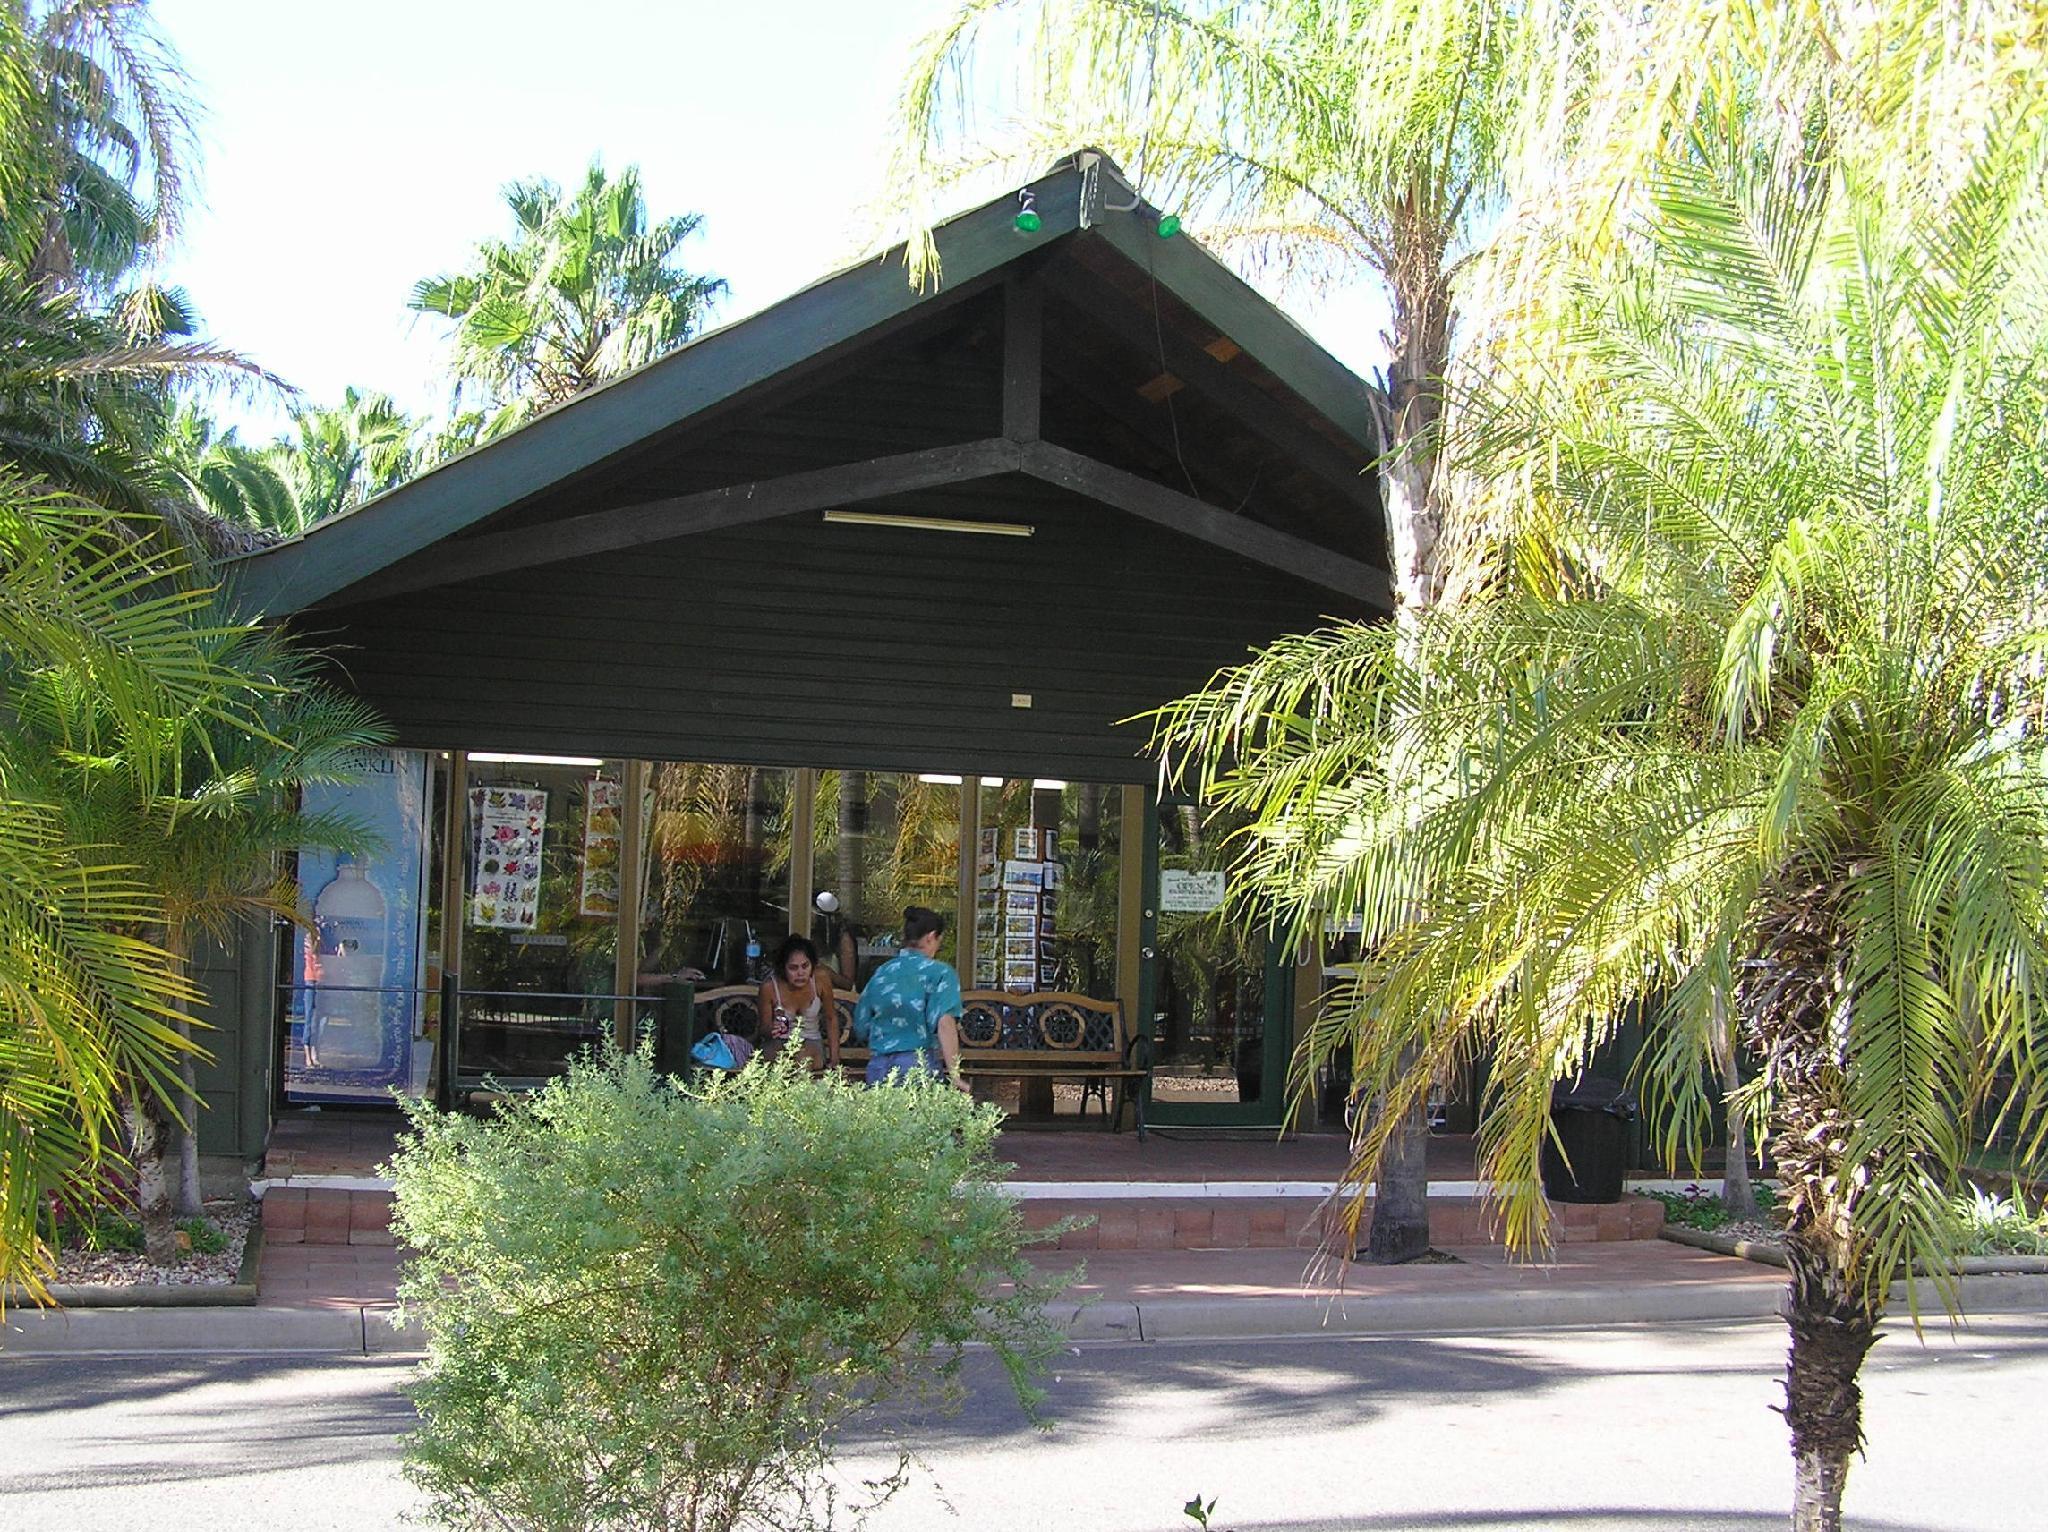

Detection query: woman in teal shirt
xmin=852 ymin=907 xmax=969 ymax=1090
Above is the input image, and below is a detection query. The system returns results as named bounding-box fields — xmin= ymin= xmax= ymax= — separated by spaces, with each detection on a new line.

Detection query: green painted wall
xmin=189 ymin=914 xmax=275 ymax=1160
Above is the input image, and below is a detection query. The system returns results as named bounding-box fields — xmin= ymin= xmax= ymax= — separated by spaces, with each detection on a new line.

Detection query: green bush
xmin=1949 ymin=1184 xmax=2048 ymax=1256
xmin=1647 ymin=1183 xmax=1778 ymax=1232
xmin=388 ymin=1050 xmax=1068 ymax=1532
xmin=177 ymin=1217 xmax=228 ymax=1255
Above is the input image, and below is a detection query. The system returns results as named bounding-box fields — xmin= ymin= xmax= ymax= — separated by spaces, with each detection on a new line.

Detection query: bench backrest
xmin=692 ymin=985 xmax=1127 ymax=1064
xmin=693 ymin=983 xmax=859 ymax=1045
xmin=957 ymin=990 xmax=1125 ymax=1063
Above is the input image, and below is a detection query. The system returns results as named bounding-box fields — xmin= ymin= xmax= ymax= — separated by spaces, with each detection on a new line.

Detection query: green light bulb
xmin=1015 ymin=209 xmax=1042 ymax=234
xmin=1156 ymin=213 xmax=1183 ymax=239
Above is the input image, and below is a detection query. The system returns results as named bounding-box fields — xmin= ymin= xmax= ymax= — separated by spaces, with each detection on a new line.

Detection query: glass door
xmin=1141 ymin=795 xmax=1293 ymax=1126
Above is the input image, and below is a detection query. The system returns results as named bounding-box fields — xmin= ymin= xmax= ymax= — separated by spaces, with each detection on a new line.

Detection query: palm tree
xmin=893 ymin=0 xmax=1600 ymax=1259
xmin=0 ymin=260 xmax=274 ymax=557
xmin=157 ymin=403 xmax=298 ymax=538
xmin=409 ymin=160 xmax=726 ymax=435
xmin=1155 ymin=75 xmax=2048 ymax=1532
xmin=0 ymin=0 xmax=197 ymax=295
xmin=266 ymin=386 xmax=420 ymax=533
xmin=0 ymin=478 xmax=241 ymax=1302
xmin=15 ymin=622 xmax=387 ymax=1245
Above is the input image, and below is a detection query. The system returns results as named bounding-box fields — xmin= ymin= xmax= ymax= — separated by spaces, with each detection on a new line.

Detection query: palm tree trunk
xmin=158 ymin=922 xmax=206 ymax=1220
xmin=1712 ymin=987 xmax=1759 ymax=1219
xmin=126 ymin=1089 xmax=180 ymax=1265
xmin=174 ymin=1016 xmax=205 ymax=1219
xmin=1742 ymin=872 xmax=1883 ymax=1532
xmin=1364 ymin=193 xmax=1453 ymax=1264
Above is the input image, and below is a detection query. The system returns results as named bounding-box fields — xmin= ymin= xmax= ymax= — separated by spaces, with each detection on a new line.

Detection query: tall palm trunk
xmin=1742 ymin=873 xmax=1882 ymax=1532
xmin=1712 ymin=986 xmax=1759 ymax=1219
xmin=1364 ymin=193 xmax=1453 ymax=1265
xmin=161 ymin=922 xmax=207 ymax=1220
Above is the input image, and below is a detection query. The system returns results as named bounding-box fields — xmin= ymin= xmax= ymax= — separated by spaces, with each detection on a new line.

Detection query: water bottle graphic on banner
xmin=308 ymin=858 xmax=388 ymax=1070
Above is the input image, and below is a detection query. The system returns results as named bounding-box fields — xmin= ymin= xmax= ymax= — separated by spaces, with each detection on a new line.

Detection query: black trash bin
xmin=1540 ymin=1075 xmax=1638 ymax=1203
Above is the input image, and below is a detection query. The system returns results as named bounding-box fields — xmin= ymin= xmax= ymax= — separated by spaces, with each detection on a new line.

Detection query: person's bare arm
xmin=819 ymin=973 xmax=841 ymax=1069
xmin=936 ymin=1014 xmax=969 ymax=1092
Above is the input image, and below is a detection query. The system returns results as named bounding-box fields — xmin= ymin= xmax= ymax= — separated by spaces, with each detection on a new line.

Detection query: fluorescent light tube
xmin=823 ymin=510 xmax=1034 ymax=537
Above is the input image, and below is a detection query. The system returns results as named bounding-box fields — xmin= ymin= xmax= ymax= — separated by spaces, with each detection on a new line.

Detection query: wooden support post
xmin=613 ymin=758 xmax=650 ymax=1052
xmin=957 ymin=776 xmax=981 ymax=987
xmin=790 ymin=768 xmax=817 ymax=941
xmin=1003 ymin=279 xmax=1043 ymax=442
xmin=435 ymin=751 xmax=468 ymax=1097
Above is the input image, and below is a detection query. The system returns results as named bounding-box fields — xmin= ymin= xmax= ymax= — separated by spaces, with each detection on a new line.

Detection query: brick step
xmin=262 ymin=1188 xmax=394 ymax=1246
xmin=261 ymin=1187 xmax=1666 ymax=1253
xmin=1015 ymin=1194 xmax=1666 ymax=1253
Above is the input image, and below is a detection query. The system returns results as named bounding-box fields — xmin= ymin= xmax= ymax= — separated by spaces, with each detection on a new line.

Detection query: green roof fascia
xmin=225 ymin=168 xmax=1089 ymax=617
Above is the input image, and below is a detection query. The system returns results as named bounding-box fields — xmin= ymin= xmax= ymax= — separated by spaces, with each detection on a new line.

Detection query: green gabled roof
xmin=228 ymin=152 xmax=1380 ymax=617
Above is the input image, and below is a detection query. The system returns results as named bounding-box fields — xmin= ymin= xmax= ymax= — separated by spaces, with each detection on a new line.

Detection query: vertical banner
xmin=286 ymin=747 xmax=431 ymax=1103
xmin=579 ymin=776 xmax=623 ymax=916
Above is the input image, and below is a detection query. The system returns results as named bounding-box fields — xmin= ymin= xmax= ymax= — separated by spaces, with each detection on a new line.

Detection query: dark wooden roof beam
xmin=1018 ymin=441 xmax=1392 ymax=612
xmin=326 ymin=438 xmax=1026 ymax=605
xmin=1002 ymin=277 xmax=1043 ymax=442
xmin=1049 ymin=256 xmax=1377 ymax=514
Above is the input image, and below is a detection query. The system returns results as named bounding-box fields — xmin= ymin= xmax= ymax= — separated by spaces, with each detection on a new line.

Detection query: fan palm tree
xmin=266 ymin=386 xmax=420 ymax=533
xmin=157 ymin=403 xmax=298 ymax=538
xmin=409 ymin=160 xmax=726 ymax=436
xmin=0 ymin=479 xmax=247 ymax=1303
xmin=1155 ymin=80 xmax=2048 ymax=1532
xmin=14 ymin=622 xmax=388 ymax=1246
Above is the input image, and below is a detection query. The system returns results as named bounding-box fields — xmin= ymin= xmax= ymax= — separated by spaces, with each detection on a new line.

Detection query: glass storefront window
xmin=1152 ymin=801 xmax=1269 ymax=1107
xmin=639 ymin=764 xmax=794 ymax=988
xmin=809 ymin=770 xmax=960 ymax=988
xmin=972 ymin=779 xmax=1121 ymax=1000
xmin=458 ymin=757 xmax=627 ymax=1076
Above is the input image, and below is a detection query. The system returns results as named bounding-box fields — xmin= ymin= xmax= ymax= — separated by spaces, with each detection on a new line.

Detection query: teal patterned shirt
xmin=853 ymin=949 xmax=963 ymax=1055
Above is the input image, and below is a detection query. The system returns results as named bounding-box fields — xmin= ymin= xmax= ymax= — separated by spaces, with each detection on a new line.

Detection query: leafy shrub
xmin=388 ymin=1049 xmax=1067 ymax=1532
xmin=45 ymin=1196 xmax=144 ymax=1254
xmin=1648 ymin=1182 xmax=1778 ymax=1232
xmin=177 ymin=1217 xmax=228 ymax=1255
xmin=1949 ymin=1184 xmax=2048 ymax=1256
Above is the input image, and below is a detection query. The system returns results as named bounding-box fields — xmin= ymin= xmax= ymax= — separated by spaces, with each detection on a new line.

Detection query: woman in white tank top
xmin=758 ymin=934 xmax=839 ymax=1073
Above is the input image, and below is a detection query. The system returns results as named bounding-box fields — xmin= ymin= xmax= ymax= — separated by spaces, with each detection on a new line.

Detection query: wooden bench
xmin=956 ymin=990 xmax=1151 ymax=1137
xmin=692 ymin=984 xmax=1151 ymax=1135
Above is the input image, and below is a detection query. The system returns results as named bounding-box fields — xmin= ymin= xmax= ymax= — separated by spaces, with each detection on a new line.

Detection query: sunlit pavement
xmin=4 ymin=1313 xmax=2042 ymax=1531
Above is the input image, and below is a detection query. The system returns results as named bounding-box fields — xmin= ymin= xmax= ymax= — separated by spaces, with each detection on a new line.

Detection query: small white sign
xmin=1159 ymin=870 xmax=1227 ymax=913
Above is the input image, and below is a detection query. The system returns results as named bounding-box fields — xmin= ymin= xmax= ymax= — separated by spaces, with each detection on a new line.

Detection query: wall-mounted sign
xmin=1160 ymin=869 xmax=1227 ymax=913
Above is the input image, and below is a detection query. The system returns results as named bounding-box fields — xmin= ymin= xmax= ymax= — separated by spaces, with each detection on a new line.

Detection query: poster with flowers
xmin=579 ymin=777 xmax=623 ymax=916
xmin=469 ymin=786 xmax=547 ymax=929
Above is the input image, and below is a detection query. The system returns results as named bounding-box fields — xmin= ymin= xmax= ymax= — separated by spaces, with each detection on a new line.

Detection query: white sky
xmin=151 ymin=0 xmax=1390 ymax=442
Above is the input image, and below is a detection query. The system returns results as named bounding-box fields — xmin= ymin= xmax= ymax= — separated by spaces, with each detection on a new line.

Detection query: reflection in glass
xmin=639 ymin=764 xmax=793 ymax=988
xmin=1152 ymin=802 xmax=1267 ymax=1107
xmin=810 ymin=771 xmax=959 ymax=989
xmin=972 ymin=780 xmax=1121 ymax=1001
xmin=458 ymin=759 xmax=626 ymax=1078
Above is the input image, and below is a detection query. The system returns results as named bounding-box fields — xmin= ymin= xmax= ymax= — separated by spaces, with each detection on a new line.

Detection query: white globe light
xmin=814 ymin=891 xmax=840 ymax=914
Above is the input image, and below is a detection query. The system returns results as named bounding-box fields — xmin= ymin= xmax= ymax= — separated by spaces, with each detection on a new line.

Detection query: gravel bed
xmin=48 ymin=1199 xmax=255 ymax=1289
